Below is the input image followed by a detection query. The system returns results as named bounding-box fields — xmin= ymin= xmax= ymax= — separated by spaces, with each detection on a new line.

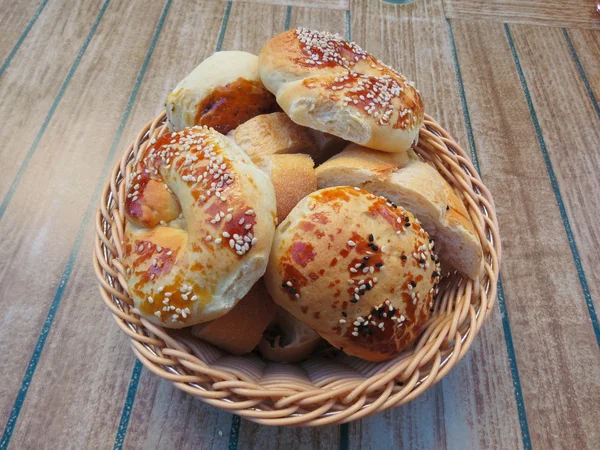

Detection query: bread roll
xmin=252 ymin=153 xmax=317 ymax=223
xmin=231 ymin=112 xmax=317 ymax=157
xmin=123 ymin=126 xmax=277 ymax=328
xmin=258 ymin=29 xmax=423 ymax=153
xmin=166 ymin=51 xmax=279 ymax=134
xmin=191 ymin=280 xmax=276 ymax=355
xmin=258 ymin=307 xmax=322 ymax=362
xmin=316 ymin=144 xmax=482 ymax=278
xmin=265 ymin=186 xmax=440 ymax=362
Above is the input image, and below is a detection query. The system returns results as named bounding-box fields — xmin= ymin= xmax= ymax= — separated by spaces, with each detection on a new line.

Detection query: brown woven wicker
xmin=94 ymin=112 xmax=501 ymax=426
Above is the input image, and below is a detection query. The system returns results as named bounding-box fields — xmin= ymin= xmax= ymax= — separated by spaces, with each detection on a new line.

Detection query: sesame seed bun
xmin=264 ymin=186 xmax=440 ymax=362
xmin=252 ymin=153 xmax=317 ymax=223
xmin=191 ymin=279 xmax=277 ymax=355
xmin=123 ymin=126 xmax=277 ymax=329
xmin=258 ymin=29 xmax=424 ymax=154
xmin=316 ymin=144 xmax=483 ymax=278
xmin=166 ymin=51 xmax=279 ymax=134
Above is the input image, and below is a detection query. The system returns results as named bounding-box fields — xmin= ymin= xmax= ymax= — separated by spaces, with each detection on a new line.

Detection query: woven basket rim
xmin=93 ymin=112 xmax=501 ymax=426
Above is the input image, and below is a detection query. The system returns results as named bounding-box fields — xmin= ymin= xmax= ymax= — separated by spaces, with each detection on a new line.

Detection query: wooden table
xmin=1 ymin=0 xmax=599 ymax=448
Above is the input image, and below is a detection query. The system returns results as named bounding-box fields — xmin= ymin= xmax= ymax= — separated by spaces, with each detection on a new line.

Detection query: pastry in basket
xmin=166 ymin=51 xmax=279 ymax=133
xmin=191 ymin=280 xmax=276 ymax=355
xmin=252 ymin=153 xmax=317 ymax=223
xmin=258 ymin=29 xmax=423 ymax=153
xmin=258 ymin=306 xmax=322 ymax=363
xmin=316 ymin=144 xmax=483 ymax=278
xmin=122 ymin=126 xmax=276 ymax=328
xmin=231 ymin=111 xmax=347 ymax=163
xmin=264 ymin=186 xmax=441 ymax=362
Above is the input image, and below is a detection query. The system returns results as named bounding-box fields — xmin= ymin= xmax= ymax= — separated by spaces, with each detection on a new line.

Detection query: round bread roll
xmin=258 ymin=29 xmax=423 ymax=153
xmin=123 ymin=126 xmax=277 ymax=328
xmin=166 ymin=51 xmax=279 ymax=134
xmin=252 ymin=153 xmax=317 ymax=223
xmin=258 ymin=306 xmax=322 ymax=363
xmin=191 ymin=280 xmax=277 ymax=355
xmin=316 ymin=144 xmax=482 ymax=278
xmin=264 ymin=186 xmax=440 ymax=362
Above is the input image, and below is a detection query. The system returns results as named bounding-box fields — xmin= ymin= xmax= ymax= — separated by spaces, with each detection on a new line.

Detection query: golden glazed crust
xmin=258 ymin=29 xmax=424 ymax=153
xmin=264 ymin=186 xmax=440 ymax=361
xmin=123 ymin=126 xmax=277 ymax=328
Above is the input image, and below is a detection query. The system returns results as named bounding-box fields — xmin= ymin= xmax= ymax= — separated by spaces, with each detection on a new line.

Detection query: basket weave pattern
xmin=94 ymin=112 xmax=500 ymax=426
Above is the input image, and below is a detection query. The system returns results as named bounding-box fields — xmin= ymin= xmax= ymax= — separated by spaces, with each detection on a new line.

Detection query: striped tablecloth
xmin=1 ymin=0 xmax=599 ymax=448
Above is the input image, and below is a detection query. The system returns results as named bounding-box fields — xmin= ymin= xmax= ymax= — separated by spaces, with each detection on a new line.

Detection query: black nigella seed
xmin=405 ymin=216 xmax=410 ymax=222
xmin=281 ymin=282 xmax=287 ymax=288
xmin=342 ymin=311 xmax=347 ymax=317
xmin=363 ymin=256 xmax=370 ymax=261
xmin=289 ymin=288 xmax=297 ymax=295
xmin=366 ymin=284 xmax=372 ymax=290
xmin=401 ymin=255 xmax=407 ymax=260
xmin=431 ymin=255 xmax=436 ymax=260
xmin=369 ymin=234 xmax=374 ymax=242
xmin=405 ymin=223 xmax=411 ymax=227
xmin=350 ymin=298 xmax=358 ymax=303
xmin=419 ymin=259 xmax=425 ymax=264
xmin=375 ymin=262 xmax=383 ymax=267
xmin=360 ymin=262 xmax=366 ymax=269
xmin=392 ymin=203 xmax=397 ymax=208
xmin=432 ymin=271 xmax=439 ymax=278
xmin=410 ymin=281 xmax=417 ymax=287
xmin=372 ymin=245 xmax=379 ymax=251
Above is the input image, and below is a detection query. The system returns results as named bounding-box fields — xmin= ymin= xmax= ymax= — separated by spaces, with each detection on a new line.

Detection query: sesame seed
xmin=347 ymin=240 xmax=356 ymax=247
xmin=147 ymin=297 xmax=153 ymax=303
xmin=339 ymin=319 xmax=347 ymax=324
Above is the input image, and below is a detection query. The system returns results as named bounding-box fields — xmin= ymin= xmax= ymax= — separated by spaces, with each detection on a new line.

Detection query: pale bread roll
xmin=258 ymin=29 xmax=423 ymax=154
xmin=231 ymin=112 xmax=317 ymax=157
xmin=316 ymin=144 xmax=482 ymax=279
xmin=191 ymin=280 xmax=277 ymax=355
xmin=123 ymin=127 xmax=277 ymax=328
xmin=258 ymin=307 xmax=322 ymax=362
xmin=166 ymin=51 xmax=278 ymax=134
xmin=265 ymin=186 xmax=440 ymax=362
xmin=252 ymin=153 xmax=317 ymax=223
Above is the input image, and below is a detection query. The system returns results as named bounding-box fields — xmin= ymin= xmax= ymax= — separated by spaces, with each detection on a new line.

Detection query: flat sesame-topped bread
xmin=191 ymin=279 xmax=277 ymax=355
xmin=258 ymin=29 xmax=424 ymax=153
xmin=316 ymin=144 xmax=483 ymax=279
xmin=252 ymin=153 xmax=317 ymax=223
xmin=166 ymin=51 xmax=279 ymax=134
xmin=123 ymin=126 xmax=277 ymax=328
xmin=264 ymin=186 xmax=440 ymax=362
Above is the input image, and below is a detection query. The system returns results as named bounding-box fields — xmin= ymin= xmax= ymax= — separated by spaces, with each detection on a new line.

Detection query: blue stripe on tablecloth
xmin=562 ymin=28 xmax=600 ymax=120
xmin=284 ymin=5 xmax=292 ymax=31
xmin=505 ymin=24 xmax=600 ymax=348
xmin=113 ymin=360 xmax=143 ymax=450
xmin=0 ymin=0 xmax=111 ymax=223
xmin=1 ymin=0 xmax=169 ymax=447
xmin=446 ymin=19 xmax=532 ymax=450
xmin=0 ymin=0 xmax=50 ymax=78
xmin=0 ymin=2 xmax=112 ymax=448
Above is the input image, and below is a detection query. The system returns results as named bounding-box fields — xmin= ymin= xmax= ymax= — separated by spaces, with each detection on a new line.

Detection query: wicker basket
xmin=93 ymin=112 xmax=500 ymax=426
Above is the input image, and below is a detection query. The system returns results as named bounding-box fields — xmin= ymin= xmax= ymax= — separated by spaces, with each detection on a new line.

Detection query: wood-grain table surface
xmin=1 ymin=0 xmax=599 ymax=448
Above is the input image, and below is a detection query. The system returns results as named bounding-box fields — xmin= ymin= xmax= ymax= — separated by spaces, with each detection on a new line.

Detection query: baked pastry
xmin=258 ymin=29 xmax=423 ymax=153
xmin=166 ymin=51 xmax=279 ymax=134
xmin=316 ymin=144 xmax=482 ymax=278
xmin=123 ymin=126 xmax=277 ymax=328
xmin=231 ymin=112 xmax=317 ymax=157
xmin=191 ymin=280 xmax=276 ymax=355
xmin=252 ymin=153 xmax=317 ymax=223
xmin=264 ymin=186 xmax=440 ymax=362
xmin=258 ymin=306 xmax=322 ymax=362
